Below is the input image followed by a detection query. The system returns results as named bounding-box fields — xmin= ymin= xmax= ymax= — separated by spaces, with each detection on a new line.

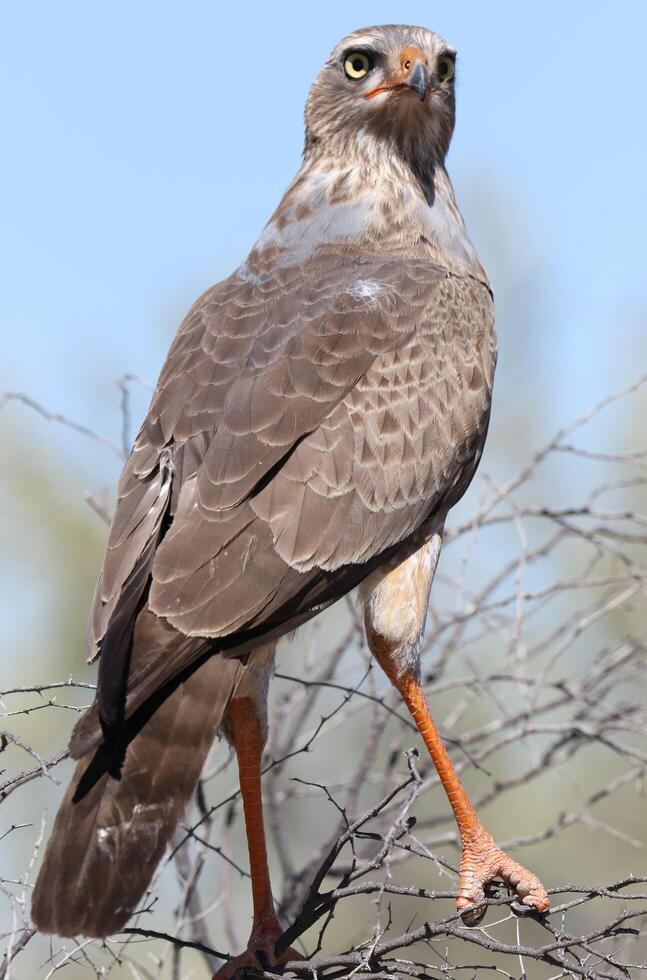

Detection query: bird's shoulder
xmin=132 ymin=246 xmax=459 ymax=463
xmin=245 ymin=271 xmax=496 ymax=572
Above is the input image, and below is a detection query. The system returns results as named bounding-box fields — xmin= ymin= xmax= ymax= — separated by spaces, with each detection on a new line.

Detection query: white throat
xmin=252 ymin=149 xmax=487 ymax=284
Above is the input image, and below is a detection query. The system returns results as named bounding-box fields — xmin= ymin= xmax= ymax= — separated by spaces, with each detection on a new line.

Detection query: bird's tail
xmin=31 ymin=652 xmax=243 ymax=938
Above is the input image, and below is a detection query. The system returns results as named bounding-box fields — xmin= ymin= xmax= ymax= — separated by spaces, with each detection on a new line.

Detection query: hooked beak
xmin=363 ymin=45 xmax=430 ymax=103
xmin=406 ymin=60 xmax=429 ymax=102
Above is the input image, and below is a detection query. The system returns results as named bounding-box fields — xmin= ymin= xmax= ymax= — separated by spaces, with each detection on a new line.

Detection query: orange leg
xmin=364 ymin=539 xmax=549 ymax=924
xmin=213 ymin=697 xmax=302 ymax=979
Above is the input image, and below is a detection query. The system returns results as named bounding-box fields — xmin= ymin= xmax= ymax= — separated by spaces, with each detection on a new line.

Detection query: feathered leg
xmin=363 ymin=534 xmax=549 ymax=925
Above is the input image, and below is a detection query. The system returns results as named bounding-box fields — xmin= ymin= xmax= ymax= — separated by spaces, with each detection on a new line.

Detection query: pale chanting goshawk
xmin=32 ymin=24 xmax=549 ymax=974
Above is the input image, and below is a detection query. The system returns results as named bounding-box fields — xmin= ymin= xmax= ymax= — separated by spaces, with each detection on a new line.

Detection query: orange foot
xmin=456 ymin=825 xmax=549 ymax=926
xmin=213 ymin=918 xmax=303 ymax=979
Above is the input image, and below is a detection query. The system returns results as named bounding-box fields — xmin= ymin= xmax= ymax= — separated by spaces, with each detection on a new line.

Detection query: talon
xmin=511 ymin=899 xmax=537 ymax=917
xmin=457 ymin=827 xmax=549 ymax=925
xmin=458 ymin=900 xmax=487 ymax=926
xmin=212 ymin=919 xmax=304 ymax=979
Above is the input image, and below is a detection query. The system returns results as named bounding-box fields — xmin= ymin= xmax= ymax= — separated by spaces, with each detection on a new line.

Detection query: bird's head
xmin=305 ymin=25 xmax=457 ymax=165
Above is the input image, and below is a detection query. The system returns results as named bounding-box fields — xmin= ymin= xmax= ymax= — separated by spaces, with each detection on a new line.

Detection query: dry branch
xmin=1 ymin=375 xmax=646 ymax=978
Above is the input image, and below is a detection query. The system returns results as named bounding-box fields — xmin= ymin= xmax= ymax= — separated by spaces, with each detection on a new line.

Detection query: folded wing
xmin=84 ymin=246 xmax=495 ymax=749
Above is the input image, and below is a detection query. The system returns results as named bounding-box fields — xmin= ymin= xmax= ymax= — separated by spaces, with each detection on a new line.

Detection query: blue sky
xmin=1 ymin=7 xmax=645 ymax=964
xmin=1 ymin=1 xmax=646 ymax=525
xmin=2 ymin=0 xmax=646 ymax=428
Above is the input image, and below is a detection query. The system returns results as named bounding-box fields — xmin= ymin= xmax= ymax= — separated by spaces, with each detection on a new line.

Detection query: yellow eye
xmin=344 ymin=51 xmax=372 ymax=80
xmin=437 ymin=55 xmax=455 ymax=83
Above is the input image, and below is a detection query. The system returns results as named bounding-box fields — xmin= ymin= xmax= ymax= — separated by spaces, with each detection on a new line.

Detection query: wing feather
xmin=89 ymin=248 xmax=495 ymax=734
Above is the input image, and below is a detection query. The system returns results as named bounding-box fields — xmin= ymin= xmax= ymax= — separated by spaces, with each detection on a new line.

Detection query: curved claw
xmin=511 ymin=898 xmax=543 ymax=917
xmin=456 ymin=827 xmax=549 ymax=926
xmin=458 ymin=900 xmax=488 ymax=927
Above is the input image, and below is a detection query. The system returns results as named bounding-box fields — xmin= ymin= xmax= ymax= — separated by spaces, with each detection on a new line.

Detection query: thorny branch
xmin=1 ymin=375 xmax=646 ymax=978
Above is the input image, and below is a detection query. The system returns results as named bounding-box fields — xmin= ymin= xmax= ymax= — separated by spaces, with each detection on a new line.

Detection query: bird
xmin=32 ymin=23 xmax=549 ymax=976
